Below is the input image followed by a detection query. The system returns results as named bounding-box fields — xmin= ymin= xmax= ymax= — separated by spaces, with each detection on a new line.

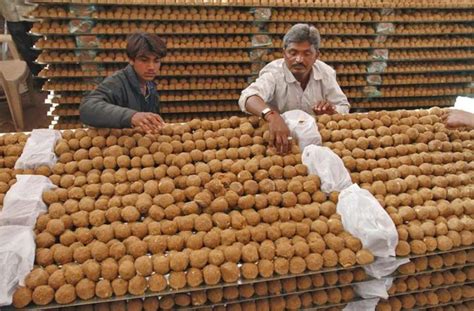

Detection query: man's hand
xmin=267 ymin=113 xmax=292 ymax=155
xmin=313 ymin=100 xmax=337 ymax=115
xmin=442 ymin=109 xmax=474 ymax=129
xmin=131 ymin=112 xmax=165 ymax=134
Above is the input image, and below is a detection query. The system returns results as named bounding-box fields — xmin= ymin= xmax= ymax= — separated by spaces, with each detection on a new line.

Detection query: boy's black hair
xmin=126 ymin=32 xmax=167 ymax=59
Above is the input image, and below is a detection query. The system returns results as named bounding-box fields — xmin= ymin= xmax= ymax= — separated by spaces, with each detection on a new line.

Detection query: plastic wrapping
xmin=364 ymin=257 xmax=410 ymax=279
xmin=343 ymin=298 xmax=380 ymax=311
xmin=0 ymin=226 xmax=35 ymax=306
xmin=0 ymin=175 xmax=56 ymax=227
xmin=337 ymin=184 xmax=398 ymax=258
xmin=251 ymin=35 xmax=272 ymax=47
xmin=375 ymin=35 xmax=388 ymax=43
xmin=371 ymin=49 xmax=389 ymax=61
xmin=14 ymin=129 xmax=61 ymax=170
xmin=75 ymin=49 xmax=97 ymax=62
xmin=69 ymin=5 xmax=96 ymax=18
xmin=249 ymin=49 xmax=267 ymax=61
xmin=76 ymin=35 xmax=99 ymax=48
xmin=376 ymin=23 xmax=395 ymax=35
xmin=353 ymin=278 xmax=393 ymax=299
xmin=254 ymin=8 xmax=272 ymax=21
xmin=366 ymin=75 xmax=382 ymax=85
xmin=302 ymin=145 xmax=353 ymax=193
xmin=69 ymin=20 xmax=94 ymax=34
xmin=367 ymin=62 xmax=387 ymax=74
xmin=282 ymin=110 xmax=322 ymax=150
xmin=363 ymin=86 xmax=382 ymax=97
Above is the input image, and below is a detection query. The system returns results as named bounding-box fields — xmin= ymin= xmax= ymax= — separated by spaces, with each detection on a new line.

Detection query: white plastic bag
xmin=364 ymin=257 xmax=410 ymax=279
xmin=0 ymin=225 xmax=35 ymax=306
xmin=343 ymin=298 xmax=380 ymax=311
xmin=337 ymin=184 xmax=398 ymax=257
xmin=353 ymin=278 xmax=393 ymax=299
xmin=15 ymin=129 xmax=61 ymax=169
xmin=282 ymin=110 xmax=322 ymax=150
xmin=302 ymin=145 xmax=353 ymax=193
xmin=0 ymin=175 xmax=56 ymax=227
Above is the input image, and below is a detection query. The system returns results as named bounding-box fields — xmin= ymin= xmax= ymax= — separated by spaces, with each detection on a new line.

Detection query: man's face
xmin=129 ymin=53 xmax=161 ymax=82
xmin=283 ymin=41 xmax=319 ymax=81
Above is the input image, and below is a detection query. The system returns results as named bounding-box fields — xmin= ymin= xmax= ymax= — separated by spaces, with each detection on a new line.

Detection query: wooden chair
xmin=0 ymin=34 xmax=31 ymax=131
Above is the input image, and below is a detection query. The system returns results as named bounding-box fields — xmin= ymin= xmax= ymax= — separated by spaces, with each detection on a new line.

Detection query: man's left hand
xmin=313 ymin=100 xmax=337 ymax=115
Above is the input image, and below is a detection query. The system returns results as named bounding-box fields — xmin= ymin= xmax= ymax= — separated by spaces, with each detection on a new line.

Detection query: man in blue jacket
xmin=80 ymin=32 xmax=166 ymax=133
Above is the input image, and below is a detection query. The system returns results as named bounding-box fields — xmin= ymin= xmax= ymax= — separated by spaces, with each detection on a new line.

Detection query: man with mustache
xmin=80 ymin=32 xmax=166 ymax=133
xmin=239 ymin=24 xmax=350 ymax=154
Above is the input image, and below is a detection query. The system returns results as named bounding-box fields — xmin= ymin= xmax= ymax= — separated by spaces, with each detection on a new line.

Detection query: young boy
xmin=80 ymin=32 xmax=166 ymax=133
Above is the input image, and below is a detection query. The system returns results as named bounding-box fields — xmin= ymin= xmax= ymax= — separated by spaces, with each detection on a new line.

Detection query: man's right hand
xmin=267 ymin=113 xmax=291 ymax=154
xmin=131 ymin=112 xmax=165 ymax=134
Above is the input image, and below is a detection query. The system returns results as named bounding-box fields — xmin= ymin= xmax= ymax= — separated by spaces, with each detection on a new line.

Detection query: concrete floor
xmin=0 ymin=85 xmax=51 ymax=133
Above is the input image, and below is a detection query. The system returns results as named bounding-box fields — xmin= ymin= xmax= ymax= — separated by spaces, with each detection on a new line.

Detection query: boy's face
xmin=129 ymin=53 xmax=161 ymax=82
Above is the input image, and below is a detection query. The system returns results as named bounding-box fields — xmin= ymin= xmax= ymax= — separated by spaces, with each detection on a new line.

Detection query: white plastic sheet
xmin=302 ymin=145 xmax=352 ymax=193
xmin=282 ymin=110 xmax=322 ymax=150
xmin=337 ymin=184 xmax=398 ymax=257
xmin=343 ymin=298 xmax=380 ymax=311
xmin=14 ymin=129 xmax=61 ymax=169
xmin=0 ymin=175 xmax=56 ymax=227
xmin=0 ymin=226 xmax=35 ymax=306
xmin=354 ymin=278 xmax=393 ymax=299
xmin=364 ymin=257 xmax=410 ymax=279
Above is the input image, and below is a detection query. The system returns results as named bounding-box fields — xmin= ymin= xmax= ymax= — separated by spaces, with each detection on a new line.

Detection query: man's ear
xmin=128 ymin=57 xmax=135 ymax=65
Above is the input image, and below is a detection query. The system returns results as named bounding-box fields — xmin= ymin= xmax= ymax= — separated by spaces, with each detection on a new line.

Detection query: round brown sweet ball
xmin=53 ymin=245 xmax=73 ymax=265
xmin=169 ymin=252 xmax=189 ymax=272
xmin=256 ymin=240 xmax=275 ymax=261
xmin=36 ymin=248 xmax=54 ymax=267
xmin=118 ymin=259 xmax=136 ymax=281
xmin=322 ymin=249 xmax=338 ymax=267
xmin=239 ymin=262 xmax=258 ymax=280
xmin=223 ymin=245 xmax=241 ymax=263
xmin=94 ymin=279 xmax=113 ymax=299
xmin=148 ymin=273 xmax=167 ymax=293
xmin=47 ymin=269 xmax=65 ymax=290
xmin=54 ymin=284 xmax=76 ymax=304
xmin=256 ymin=259 xmax=273 ymax=278
xmin=202 ymin=264 xmax=221 ymax=285
xmin=239 ymin=244 xmax=258 ymax=263
xmin=437 ymin=235 xmax=454 ymax=251
xmin=75 ymin=278 xmax=95 ymax=300
xmin=338 ymin=249 xmax=356 ymax=268
xmin=80 ymin=259 xmax=100 ymax=282
xmin=12 ymin=286 xmax=32 ymax=308
xmin=62 ymin=263 xmax=83 ymax=286
xmin=167 ymin=235 xmax=184 ymax=252
xmin=46 ymin=218 xmax=65 ymax=236
xmin=88 ymin=241 xmax=108 ymax=262
xmin=128 ymin=275 xmax=147 ymax=295
xmin=288 ymin=256 xmax=305 ymax=274
xmin=31 ymin=285 xmax=54 ymax=306
xmin=25 ymin=268 xmax=49 ymax=289
xmin=324 ymin=234 xmax=345 ymax=252
xmin=219 ymin=261 xmax=240 ymax=283
xmin=188 ymin=249 xmax=208 ymax=269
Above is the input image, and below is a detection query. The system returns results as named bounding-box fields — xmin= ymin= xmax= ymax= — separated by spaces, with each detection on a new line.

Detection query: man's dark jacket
xmin=79 ymin=64 xmax=159 ymax=128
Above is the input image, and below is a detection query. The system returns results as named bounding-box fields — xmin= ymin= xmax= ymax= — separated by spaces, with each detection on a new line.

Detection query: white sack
xmin=15 ymin=129 xmax=61 ymax=169
xmin=282 ymin=110 xmax=322 ymax=150
xmin=0 ymin=226 xmax=35 ymax=306
xmin=364 ymin=257 xmax=410 ymax=279
xmin=343 ymin=298 xmax=380 ymax=311
xmin=353 ymin=278 xmax=393 ymax=299
xmin=302 ymin=145 xmax=353 ymax=193
xmin=337 ymin=184 xmax=398 ymax=257
xmin=0 ymin=175 xmax=56 ymax=227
